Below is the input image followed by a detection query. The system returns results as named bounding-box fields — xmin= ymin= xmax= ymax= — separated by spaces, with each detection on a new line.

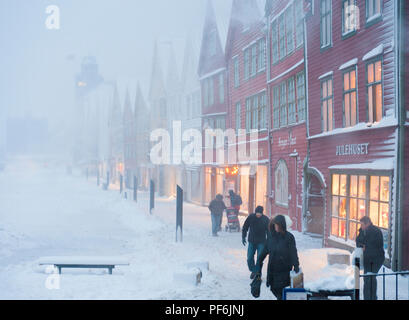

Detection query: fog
xmin=0 ymin=0 xmax=264 ymax=156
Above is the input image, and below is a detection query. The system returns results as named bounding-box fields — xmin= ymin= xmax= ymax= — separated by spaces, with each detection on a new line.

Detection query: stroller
xmin=225 ymin=207 xmax=241 ymax=232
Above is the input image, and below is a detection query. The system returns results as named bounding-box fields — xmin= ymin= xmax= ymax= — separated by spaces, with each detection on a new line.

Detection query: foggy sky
xmin=0 ymin=0 xmax=265 ymax=134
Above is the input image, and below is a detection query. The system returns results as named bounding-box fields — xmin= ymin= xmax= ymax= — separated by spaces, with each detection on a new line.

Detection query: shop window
xmin=275 ymin=160 xmax=289 ymax=207
xmin=343 ymin=68 xmax=358 ymax=127
xmin=331 ymin=173 xmax=390 ymax=241
xmin=367 ymin=58 xmax=383 ymax=123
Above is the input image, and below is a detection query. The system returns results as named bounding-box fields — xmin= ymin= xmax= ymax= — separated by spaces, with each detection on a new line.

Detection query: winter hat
xmin=255 ymin=206 xmax=264 ymax=214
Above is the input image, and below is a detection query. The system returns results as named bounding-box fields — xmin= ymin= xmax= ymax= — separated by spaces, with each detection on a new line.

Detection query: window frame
xmin=271 ymin=19 xmax=279 ymax=65
xmin=330 ymin=171 xmax=391 ymax=242
xmin=342 ymin=66 xmax=358 ymax=128
xmin=321 ymin=76 xmax=334 ymax=132
xmin=296 ymin=71 xmax=306 ymax=122
xmin=365 ymin=0 xmax=383 ymax=26
xmin=342 ymin=0 xmax=358 ymax=38
xmin=295 ymin=0 xmax=305 ymax=48
xmin=320 ymin=0 xmax=333 ymax=50
xmin=288 ymin=77 xmax=296 ymax=124
xmin=366 ymin=56 xmax=384 ymax=124
xmin=273 ymin=86 xmax=280 ymax=129
xmin=280 ymin=81 xmax=288 ymax=127
xmin=233 ymin=56 xmax=240 ymax=88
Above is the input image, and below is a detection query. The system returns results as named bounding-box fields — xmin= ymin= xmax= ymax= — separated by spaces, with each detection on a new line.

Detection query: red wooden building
xmin=198 ymin=0 xmax=228 ymax=205
xmin=304 ymin=0 xmax=407 ymax=270
xmin=225 ymin=0 xmax=269 ymax=214
xmin=266 ymin=0 xmax=308 ymax=231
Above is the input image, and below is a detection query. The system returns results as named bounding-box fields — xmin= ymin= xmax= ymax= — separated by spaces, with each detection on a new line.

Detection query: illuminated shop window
xmin=331 ymin=173 xmax=390 ymax=240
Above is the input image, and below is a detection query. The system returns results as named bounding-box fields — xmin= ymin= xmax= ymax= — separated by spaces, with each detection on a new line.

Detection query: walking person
xmin=356 ymin=216 xmax=385 ymax=300
xmin=242 ymin=206 xmax=270 ymax=280
xmin=229 ymin=190 xmax=242 ymax=212
xmin=256 ymin=215 xmax=300 ymax=300
xmin=208 ymin=194 xmax=226 ymax=237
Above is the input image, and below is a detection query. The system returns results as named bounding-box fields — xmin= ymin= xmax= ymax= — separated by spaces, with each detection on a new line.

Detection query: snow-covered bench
xmin=38 ymin=256 xmax=130 ymax=275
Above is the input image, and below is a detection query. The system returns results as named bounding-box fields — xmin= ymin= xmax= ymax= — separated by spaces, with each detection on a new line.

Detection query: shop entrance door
xmin=306 ymin=174 xmax=325 ymax=236
xmin=248 ymin=175 xmax=255 ymax=215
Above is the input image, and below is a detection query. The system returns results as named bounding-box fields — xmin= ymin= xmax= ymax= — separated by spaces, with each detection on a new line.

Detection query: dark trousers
xmin=271 ymin=287 xmax=284 ymax=300
xmin=363 ymin=261 xmax=383 ymax=300
xmin=247 ymin=242 xmax=265 ymax=273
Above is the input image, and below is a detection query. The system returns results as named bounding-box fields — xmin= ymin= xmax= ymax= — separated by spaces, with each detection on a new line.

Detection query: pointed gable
xmin=181 ymin=35 xmax=200 ymax=92
xmin=123 ymin=88 xmax=133 ymax=121
xmin=198 ymin=0 xmax=226 ymax=77
xmin=148 ymin=41 xmax=166 ymax=102
xmin=166 ymin=44 xmax=181 ymax=94
xmin=134 ymin=83 xmax=147 ymax=122
xmin=225 ymin=0 xmax=262 ymax=57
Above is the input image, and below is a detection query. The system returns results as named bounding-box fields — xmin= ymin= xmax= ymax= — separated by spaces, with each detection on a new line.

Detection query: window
xmin=246 ymin=98 xmax=251 ymax=132
xmin=295 ymin=0 xmax=304 ymax=47
xmin=244 ymin=49 xmax=250 ymax=80
xmin=285 ymin=6 xmax=294 ymax=55
xmin=251 ymin=45 xmax=257 ymax=77
xmin=288 ymin=77 xmax=296 ymax=124
xmin=258 ymin=38 xmax=266 ymax=71
xmin=219 ymin=74 xmax=224 ymax=104
xmin=275 ymin=160 xmax=289 ymax=207
xmin=367 ymin=59 xmax=383 ymax=123
xmin=343 ymin=68 xmax=357 ymax=127
xmin=321 ymin=77 xmax=334 ymax=132
xmin=297 ymin=72 xmax=306 ymax=122
xmin=320 ymin=0 xmax=332 ymax=48
xmin=273 ymin=86 xmax=280 ymax=129
xmin=280 ymin=82 xmax=287 ymax=127
xmin=259 ymin=93 xmax=267 ymax=130
xmin=343 ymin=0 xmax=358 ymax=35
xmin=279 ymin=15 xmax=286 ymax=59
xmin=236 ymin=102 xmax=241 ymax=130
xmin=366 ymin=0 xmax=382 ymax=20
xmin=272 ymin=20 xmax=279 ymax=64
xmin=251 ymin=96 xmax=258 ymax=130
xmin=233 ymin=57 xmax=240 ymax=87
xmin=331 ymin=173 xmax=390 ymax=241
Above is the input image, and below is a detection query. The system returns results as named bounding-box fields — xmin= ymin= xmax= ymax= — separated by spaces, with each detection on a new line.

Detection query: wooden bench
xmin=38 ymin=257 xmax=130 ymax=275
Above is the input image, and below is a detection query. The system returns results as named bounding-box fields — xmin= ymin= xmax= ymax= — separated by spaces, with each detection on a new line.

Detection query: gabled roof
xmin=198 ymin=0 xmax=226 ymax=78
xmin=225 ymin=0 xmax=262 ymax=58
xmin=166 ymin=44 xmax=181 ymax=94
xmin=123 ymin=88 xmax=133 ymax=121
xmin=181 ymin=34 xmax=200 ymax=92
xmin=148 ymin=40 xmax=166 ymax=102
xmin=134 ymin=83 xmax=147 ymax=120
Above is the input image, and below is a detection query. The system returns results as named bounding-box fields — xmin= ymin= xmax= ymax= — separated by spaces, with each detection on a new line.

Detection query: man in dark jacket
xmin=229 ymin=190 xmax=243 ymax=209
xmin=208 ymin=194 xmax=226 ymax=237
xmin=242 ymin=206 xmax=270 ymax=279
xmin=256 ymin=215 xmax=300 ymax=300
xmin=356 ymin=216 xmax=385 ymax=300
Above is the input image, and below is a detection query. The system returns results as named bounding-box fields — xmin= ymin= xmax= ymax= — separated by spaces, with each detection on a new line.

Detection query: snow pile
xmin=300 ymin=248 xmax=355 ymax=292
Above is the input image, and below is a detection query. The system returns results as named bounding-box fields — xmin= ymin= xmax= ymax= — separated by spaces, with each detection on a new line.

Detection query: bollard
xmin=176 ymin=185 xmax=183 ymax=242
xmin=150 ymin=180 xmax=155 ymax=214
xmin=133 ymin=175 xmax=137 ymax=202
xmin=354 ymin=257 xmax=360 ymax=300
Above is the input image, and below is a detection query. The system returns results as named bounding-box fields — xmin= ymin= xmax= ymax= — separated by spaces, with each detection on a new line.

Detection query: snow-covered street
xmin=1 ymin=157 xmax=408 ymax=300
xmin=0 ymin=157 xmax=321 ymax=299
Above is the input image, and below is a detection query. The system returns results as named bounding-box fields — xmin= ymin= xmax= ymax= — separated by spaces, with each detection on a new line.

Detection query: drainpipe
xmin=266 ymin=11 xmax=273 ymax=217
xmin=395 ymin=0 xmax=405 ymax=271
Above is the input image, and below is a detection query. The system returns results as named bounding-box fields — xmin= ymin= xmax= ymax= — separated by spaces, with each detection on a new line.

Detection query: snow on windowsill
xmin=318 ymin=71 xmax=333 ymax=80
xmin=363 ymin=43 xmax=384 ymax=61
xmin=339 ymin=58 xmax=358 ymax=71
xmin=309 ymin=116 xmax=397 ymax=140
xmin=366 ymin=13 xmax=382 ymax=25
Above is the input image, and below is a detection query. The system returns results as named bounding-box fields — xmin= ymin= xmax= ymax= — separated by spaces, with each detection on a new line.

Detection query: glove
xmin=293 ymin=266 xmax=300 ymax=273
xmin=242 ymin=238 xmax=247 ymax=246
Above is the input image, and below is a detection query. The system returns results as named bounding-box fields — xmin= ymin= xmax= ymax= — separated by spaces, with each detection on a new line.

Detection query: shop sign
xmin=336 ymin=143 xmax=369 ymax=156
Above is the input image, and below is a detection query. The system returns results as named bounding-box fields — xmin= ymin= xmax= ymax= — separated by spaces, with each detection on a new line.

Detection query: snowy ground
xmin=0 ymin=156 xmax=408 ymax=300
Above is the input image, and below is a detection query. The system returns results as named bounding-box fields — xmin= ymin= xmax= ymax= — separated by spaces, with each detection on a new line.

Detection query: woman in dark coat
xmin=256 ymin=215 xmax=300 ymax=300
